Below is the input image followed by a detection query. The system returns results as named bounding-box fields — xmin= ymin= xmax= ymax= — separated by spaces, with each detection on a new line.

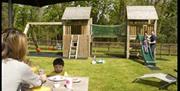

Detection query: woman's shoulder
xmin=4 ymin=58 xmax=30 ymax=68
xmin=2 ymin=58 xmax=31 ymax=74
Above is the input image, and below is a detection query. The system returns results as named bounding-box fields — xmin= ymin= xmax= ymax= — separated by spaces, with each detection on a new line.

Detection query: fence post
xmin=108 ymin=42 xmax=110 ymax=53
xmin=94 ymin=42 xmax=96 ymax=55
xmin=168 ymin=44 xmax=171 ymax=56
xmin=160 ymin=43 xmax=162 ymax=58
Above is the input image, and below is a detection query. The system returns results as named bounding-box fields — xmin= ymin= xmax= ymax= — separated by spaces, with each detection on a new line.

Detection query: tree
xmin=2 ymin=3 xmax=8 ymax=30
xmin=155 ymin=0 xmax=177 ymax=43
xmin=2 ymin=0 xmax=177 ymax=43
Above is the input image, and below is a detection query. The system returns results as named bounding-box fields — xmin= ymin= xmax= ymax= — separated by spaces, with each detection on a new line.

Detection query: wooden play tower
xmin=126 ymin=6 xmax=158 ymax=59
xmin=62 ymin=7 xmax=92 ymax=59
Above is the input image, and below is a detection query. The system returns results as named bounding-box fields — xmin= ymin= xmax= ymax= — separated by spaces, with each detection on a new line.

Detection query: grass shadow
xmin=129 ymin=56 xmax=161 ymax=70
xmin=146 ymin=65 xmax=161 ymax=70
xmin=105 ymin=53 xmax=126 ymax=58
xmin=156 ymin=57 xmax=170 ymax=61
xmin=28 ymin=51 xmax=62 ymax=57
xmin=130 ymin=56 xmax=144 ymax=65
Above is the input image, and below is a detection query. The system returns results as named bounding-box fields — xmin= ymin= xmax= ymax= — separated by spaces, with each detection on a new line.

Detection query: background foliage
xmin=2 ymin=0 xmax=177 ymax=43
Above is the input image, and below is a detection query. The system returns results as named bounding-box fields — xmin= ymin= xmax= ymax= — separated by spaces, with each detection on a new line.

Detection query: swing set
xmin=24 ymin=22 xmax=62 ymax=53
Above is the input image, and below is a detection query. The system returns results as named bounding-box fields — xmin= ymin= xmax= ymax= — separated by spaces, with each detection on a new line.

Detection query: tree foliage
xmin=2 ymin=0 xmax=177 ymax=43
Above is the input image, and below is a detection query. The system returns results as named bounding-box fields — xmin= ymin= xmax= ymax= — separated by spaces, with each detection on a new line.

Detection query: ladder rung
xmin=69 ymin=35 xmax=79 ymax=59
xmin=70 ymin=51 xmax=76 ymax=54
xmin=71 ymin=46 xmax=77 ymax=49
xmin=71 ymin=48 xmax=75 ymax=51
xmin=71 ymin=48 xmax=76 ymax=51
xmin=70 ymin=55 xmax=76 ymax=57
xmin=72 ymin=40 xmax=77 ymax=42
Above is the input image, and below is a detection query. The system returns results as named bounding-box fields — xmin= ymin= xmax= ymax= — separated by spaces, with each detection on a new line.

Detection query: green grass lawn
xmin=27 ymin=51 xmax=177 ymax=91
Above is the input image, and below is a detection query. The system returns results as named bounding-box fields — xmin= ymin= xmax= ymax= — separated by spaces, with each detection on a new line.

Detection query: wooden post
xmin=126 ymin=21 xmax=130 ymax=59
xmin=94 ymin=42 xmax=96 ymax=56
xmin=24 ymin=24 xmax=30 ymax=34
xmin=46 ymin=29 xmax=49 ymax=49
xmin=154 ymin=20 xmax=157 ymax=60
xmin=107 ymin=39 xmax=110 ymax=53
xmin=89 ymin=18 xmax=92 ymax=56
xmin=24 ymin=22 xmax=62 ymax=34
xmin=168 ymin=45 xmax=171 ymax=56
xmin=160 ymin=43 xmax=162 ymax=58
xmin=63 ymin=24 xmax=66 ymax=56
xmin=90 ymin=42 xmax=92 ymax=56
xmin=63 ymin=25 xmax=66 ymax=35
xmin=31 ymin=28 xmax=39 ymax=49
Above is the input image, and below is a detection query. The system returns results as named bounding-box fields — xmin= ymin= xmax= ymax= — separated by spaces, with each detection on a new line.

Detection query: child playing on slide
xmin=143 ymin=31 xmax=149 ymax=53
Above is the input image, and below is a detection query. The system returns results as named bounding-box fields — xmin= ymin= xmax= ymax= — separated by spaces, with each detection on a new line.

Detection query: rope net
xmin=91 ymin=23 xmax=126 ymax=38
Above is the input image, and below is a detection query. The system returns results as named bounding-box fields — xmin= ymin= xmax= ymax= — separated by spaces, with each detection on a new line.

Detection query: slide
xmin=136 ymin=34 xmax=155 ymax=66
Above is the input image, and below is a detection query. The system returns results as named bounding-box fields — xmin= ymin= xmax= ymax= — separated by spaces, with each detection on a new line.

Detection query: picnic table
xmin=31 ymin=76 xmax=89 ymax=91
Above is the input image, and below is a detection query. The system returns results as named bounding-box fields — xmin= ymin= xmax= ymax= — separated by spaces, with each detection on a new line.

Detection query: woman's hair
xmin=2 ymin=28 xmax=28 ymax=62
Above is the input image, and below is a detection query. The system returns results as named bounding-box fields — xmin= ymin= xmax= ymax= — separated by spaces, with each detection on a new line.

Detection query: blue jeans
xmin=150 ymin=44 xmax=156 ymax=57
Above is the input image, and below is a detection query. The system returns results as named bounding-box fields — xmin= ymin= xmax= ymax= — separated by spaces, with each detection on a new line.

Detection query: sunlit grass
xmin=27 ymin=50 xmax=177 ymax=91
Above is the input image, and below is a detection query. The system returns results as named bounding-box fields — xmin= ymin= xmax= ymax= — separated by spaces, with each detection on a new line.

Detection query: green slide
xmin=136 ymin=34 xmax=155 ymax=65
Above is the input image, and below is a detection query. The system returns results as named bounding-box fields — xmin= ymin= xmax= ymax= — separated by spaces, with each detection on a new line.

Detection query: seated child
xmin=47 ymin=58 xmax=65 ymax=76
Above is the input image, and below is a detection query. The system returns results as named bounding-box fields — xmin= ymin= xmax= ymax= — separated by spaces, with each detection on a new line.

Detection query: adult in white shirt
xmin=2 ymin=28 xmax=46 ymax=91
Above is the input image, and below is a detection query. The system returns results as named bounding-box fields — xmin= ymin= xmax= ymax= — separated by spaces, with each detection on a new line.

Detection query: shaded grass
xmin=27 ymin=55 xmax=177 ymax=91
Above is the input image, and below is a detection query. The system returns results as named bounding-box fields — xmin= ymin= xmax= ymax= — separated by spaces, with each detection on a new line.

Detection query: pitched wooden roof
xmin=62 ymin=7 xmax=91 ymax=20
xmin=126 ymin=6 xmax=158 ymax=20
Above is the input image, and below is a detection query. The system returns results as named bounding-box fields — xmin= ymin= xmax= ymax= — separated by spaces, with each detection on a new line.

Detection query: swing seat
xmin=36 ymin=48 xmax=41 ymax=53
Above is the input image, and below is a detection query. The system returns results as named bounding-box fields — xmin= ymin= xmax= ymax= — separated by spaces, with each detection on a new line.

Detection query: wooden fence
xmin=156 ymin=43 xmax=177 ymax=56
xmin=28 ymin=39 xmax=177 ymax=56
xmin=91 ymin=42 xmax=177 ymax=56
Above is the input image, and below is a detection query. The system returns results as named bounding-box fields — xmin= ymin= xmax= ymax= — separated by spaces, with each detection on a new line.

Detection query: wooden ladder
xmin=69 ymin=35 xmax=79 ymax=59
